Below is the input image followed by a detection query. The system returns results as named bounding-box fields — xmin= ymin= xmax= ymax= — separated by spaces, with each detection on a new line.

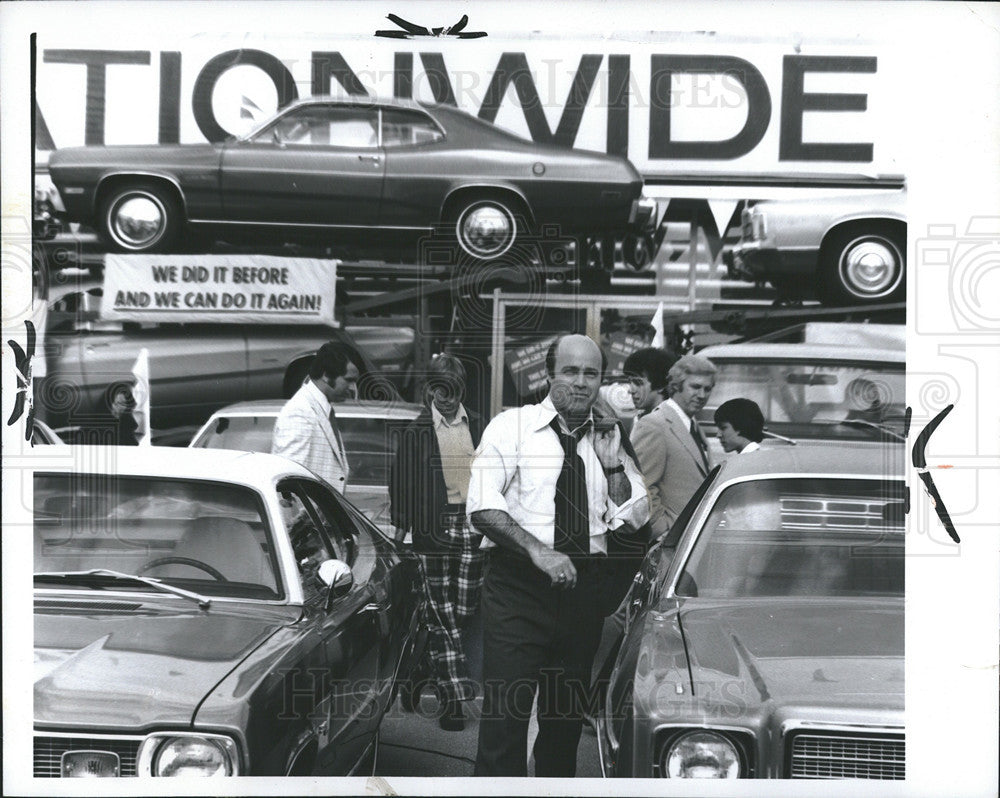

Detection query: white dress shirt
xmin=739 ymin=441 xmax=762 ymax=454
xmin=467 ymin=397 xmax=649 ymax=553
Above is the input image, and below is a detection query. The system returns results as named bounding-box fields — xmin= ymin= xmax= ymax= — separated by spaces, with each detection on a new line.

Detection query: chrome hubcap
xmin=112 ymin=195 xmax=165 ymax=248
xmin=459 ymin=205 xmax=514 ymax=258
xmin=842 ymin=239 xmax=900 ymax=296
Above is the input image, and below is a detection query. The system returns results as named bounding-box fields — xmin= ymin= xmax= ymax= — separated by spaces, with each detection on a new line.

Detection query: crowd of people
xmin=271 ymin=334 xmax=768 ymax=777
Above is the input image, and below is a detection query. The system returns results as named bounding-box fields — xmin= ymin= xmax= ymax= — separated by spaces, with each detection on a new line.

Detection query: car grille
xmin=787 ymin=731 xmax=904 ymax=780
xmin=34 ymin=735 xmax=141 ymax=777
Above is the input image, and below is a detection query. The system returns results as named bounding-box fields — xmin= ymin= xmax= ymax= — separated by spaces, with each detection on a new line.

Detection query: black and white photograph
xmin=2 ymin=2 xmax=998 ymax=795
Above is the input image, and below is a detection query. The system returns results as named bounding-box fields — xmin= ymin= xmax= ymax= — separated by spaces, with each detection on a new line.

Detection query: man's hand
xmin=528 ymin=546 xmax=577 ymax=589
xmin=591 ymin=423 xmax=623 ymax=470
xmin=471 ymin=509 xmax=578 ymax=588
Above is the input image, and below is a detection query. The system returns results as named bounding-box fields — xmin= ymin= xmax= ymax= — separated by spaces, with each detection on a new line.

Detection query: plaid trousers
xmin=415 ymin=532 xmax=485 ymax=704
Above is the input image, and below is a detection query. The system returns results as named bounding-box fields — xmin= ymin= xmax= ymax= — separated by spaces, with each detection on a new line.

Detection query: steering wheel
xmin=138 ymin=556 xmax=228 ymax=581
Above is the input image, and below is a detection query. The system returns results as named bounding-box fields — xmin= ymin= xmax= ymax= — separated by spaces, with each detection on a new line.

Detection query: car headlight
xmin=662 ymin=730 xmax=741 ymax=778
xmin=138 ymin=734 xmax=240 ymax=776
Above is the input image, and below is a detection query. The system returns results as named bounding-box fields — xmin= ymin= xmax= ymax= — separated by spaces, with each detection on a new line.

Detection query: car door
xmin=289 ymin=478 xmax=383 ymax=774
xmin=378 ymin=107 xmax=451 ymax=227
xmin=220 ymin=104 xmax=384 ymax=226
xmin=333 ymin=495 xmax=420 ymax=714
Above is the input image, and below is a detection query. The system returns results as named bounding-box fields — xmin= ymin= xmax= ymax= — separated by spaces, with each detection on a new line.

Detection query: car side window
xmin=256 ymin=106 xmax=379 ymax=149
xmin=277 ymin=483 xmax=336 ymax=603
xmin=381 ymin=108 xmax=444 ymax=148
xmin=298 ymin=480 xmax=378 ymax=586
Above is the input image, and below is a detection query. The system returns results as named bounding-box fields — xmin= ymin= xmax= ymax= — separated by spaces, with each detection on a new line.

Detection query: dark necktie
xmin=549 ymin=416 xmax=590 ymax=557
xmin=690 ymin=418 xmax=709 ymax=470
xmin=328 ymin=408 xmax=346 ymax=462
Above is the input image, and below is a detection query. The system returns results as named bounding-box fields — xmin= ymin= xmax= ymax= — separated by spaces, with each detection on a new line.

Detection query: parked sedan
xmin=600 ymin=445 xmax=904 ymax=780
xmin=33 ymin=447 xmax=423 ymax=777
xmin=696 ymin=322 xmax=906 ymax=457
xmin=47 ymin=95 xmax=657 ymax=265
xmin=189 ymin=399 xmax=422 ymax=534
xmin=725 ymin=191 xmax=906 ymax=305
xmin=37 ymin=287 xmax=415 ymax=429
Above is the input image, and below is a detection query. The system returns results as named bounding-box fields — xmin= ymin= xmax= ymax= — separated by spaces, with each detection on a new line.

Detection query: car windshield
xmin=193 ymin=414 xmax=400 ymax=486
xmin=34 ymin=473 xmax=282 ymax=599
xmin=699 ymin=360 xmax=905 ymax=440
xmin=677 ymin=477 xmax=904 ymax=599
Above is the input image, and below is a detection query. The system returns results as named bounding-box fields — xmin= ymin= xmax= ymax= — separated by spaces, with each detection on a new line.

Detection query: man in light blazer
xmin=272 ymin=342 xmax=359 ymax=494
xmin=630 ymin=353 xmax=717 ymax=543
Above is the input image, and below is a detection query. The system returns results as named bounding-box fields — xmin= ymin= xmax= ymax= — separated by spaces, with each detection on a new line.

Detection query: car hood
xmin=677 ymin=599 xmax=904 ymax=708
xmin=34 ymin=597 xmax=301 ymax=729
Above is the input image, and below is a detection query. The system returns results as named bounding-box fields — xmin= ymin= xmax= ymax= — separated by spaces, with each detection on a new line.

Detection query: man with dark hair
xmin=622 ymin=347 xmax=676 ymax=418
xmin=714 ymin=398 xmax=765 ymax=454
xmin=468 ymin=334 xmax=649 ymax=776
xmin=389 ymin=354 xmax=484 ymax=731
xmin=271 ymin=341 xmax=359 ymax=493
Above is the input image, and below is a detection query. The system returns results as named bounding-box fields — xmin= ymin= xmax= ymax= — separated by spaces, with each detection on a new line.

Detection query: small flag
xmin=650 ymin=301 xmax=665 ymax=348
xmin=131 ymin=348 xmax=151 ymax=446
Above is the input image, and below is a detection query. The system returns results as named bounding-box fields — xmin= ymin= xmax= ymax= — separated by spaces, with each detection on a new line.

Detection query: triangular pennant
xmin=706 ymin=200 xmax=740 ymax=238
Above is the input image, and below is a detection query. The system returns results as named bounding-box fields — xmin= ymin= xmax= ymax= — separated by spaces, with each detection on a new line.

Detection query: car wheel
xmin=99 ymin=181 xmax=181 ymax=253
xmin=818 ymin=224 xmax=905 ymax=306
xmin=452 ymin=197 xmax=522 ymax=262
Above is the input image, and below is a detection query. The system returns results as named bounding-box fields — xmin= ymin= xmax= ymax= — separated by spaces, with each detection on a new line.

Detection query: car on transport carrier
xmin=47 ymin=94 xmax=658 ymax=268
xmin=36 ymin=286 xmax=416 ymax=430
xmin=725 ymin=191 xmax=906 ymax=306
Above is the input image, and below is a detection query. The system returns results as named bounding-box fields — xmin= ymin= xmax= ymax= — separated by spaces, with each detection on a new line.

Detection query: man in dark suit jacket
xmin=630 ymin=353 xmax=718 ymax=544
xmin=389 ymin=354 xmax=484 ymax=731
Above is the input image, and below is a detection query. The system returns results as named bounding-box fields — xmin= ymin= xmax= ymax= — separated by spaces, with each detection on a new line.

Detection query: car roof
xmin=699 ymin=342 xmax=905 ymax=364
xmin=283 ymin=93 xmax=433 ymax=113
xmin=206 ymin=398 xmax=424 ymax=418
xmin=34 ymin=446 xmax=314 ymax=486
xmin=713 ymin=444 xmax=904 ymax=481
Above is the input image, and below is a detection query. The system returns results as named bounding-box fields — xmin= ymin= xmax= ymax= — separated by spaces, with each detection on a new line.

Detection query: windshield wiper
xmin=835 ymin=419 xmax=906 ymax=442
xmin=762 ymin=429 xmax=797 ymax=446
xmin=34 ymin=569 xmax=211 ymax=609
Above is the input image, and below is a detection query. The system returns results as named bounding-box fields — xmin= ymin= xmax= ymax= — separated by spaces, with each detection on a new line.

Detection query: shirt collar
xmin=536 ymin=396 xmax=593 ymax=436
xmin=304 ymin=378 xmax=332 ymax=414
xmin=431 ymin=402 xmax=469 ymax=428
xmin=740 ymin=441 xmax=761 ymax=454
xmin=666 ymin=397 xmax=693 ymax=429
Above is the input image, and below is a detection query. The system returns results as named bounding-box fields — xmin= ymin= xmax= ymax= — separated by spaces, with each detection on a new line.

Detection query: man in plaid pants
xmin=389 ymin=354 xmax=484 ymax=731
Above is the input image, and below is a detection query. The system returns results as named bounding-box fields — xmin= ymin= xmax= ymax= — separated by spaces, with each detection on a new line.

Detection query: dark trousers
xmin=474 ymin=550 xmax=609 ymax=777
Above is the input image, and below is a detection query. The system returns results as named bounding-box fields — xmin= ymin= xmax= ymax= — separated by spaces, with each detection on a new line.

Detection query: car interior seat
xmin=160 ymin=516 xmax=274 ymax=586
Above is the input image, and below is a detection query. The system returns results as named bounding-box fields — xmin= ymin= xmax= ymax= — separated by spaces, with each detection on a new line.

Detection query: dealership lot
xmin=19 ymin=21 xmax=923 ymax=784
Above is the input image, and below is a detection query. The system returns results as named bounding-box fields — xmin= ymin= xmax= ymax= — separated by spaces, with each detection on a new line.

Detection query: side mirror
xmin=318 ymin=558 xmax=353 ymax=608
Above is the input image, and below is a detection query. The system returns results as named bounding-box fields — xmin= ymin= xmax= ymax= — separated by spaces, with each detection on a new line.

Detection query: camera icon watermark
xmin=914 ymin=217 xmax=1000 ymax=334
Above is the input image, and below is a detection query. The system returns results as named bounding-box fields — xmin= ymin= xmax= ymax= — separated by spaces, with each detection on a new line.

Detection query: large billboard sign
xmin=35 ymin=35 xmax=901 ymax=180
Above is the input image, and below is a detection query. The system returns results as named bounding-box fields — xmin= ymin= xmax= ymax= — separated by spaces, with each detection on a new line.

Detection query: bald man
xmin=468 ymin=334 xmax=649 ymax=777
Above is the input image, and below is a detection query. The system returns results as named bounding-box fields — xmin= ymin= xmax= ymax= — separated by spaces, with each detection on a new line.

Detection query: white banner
xmin=101 ymin=254 xmax=338 ymax=325
xmin=34 ymin=30 xmax=902 ymax=178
